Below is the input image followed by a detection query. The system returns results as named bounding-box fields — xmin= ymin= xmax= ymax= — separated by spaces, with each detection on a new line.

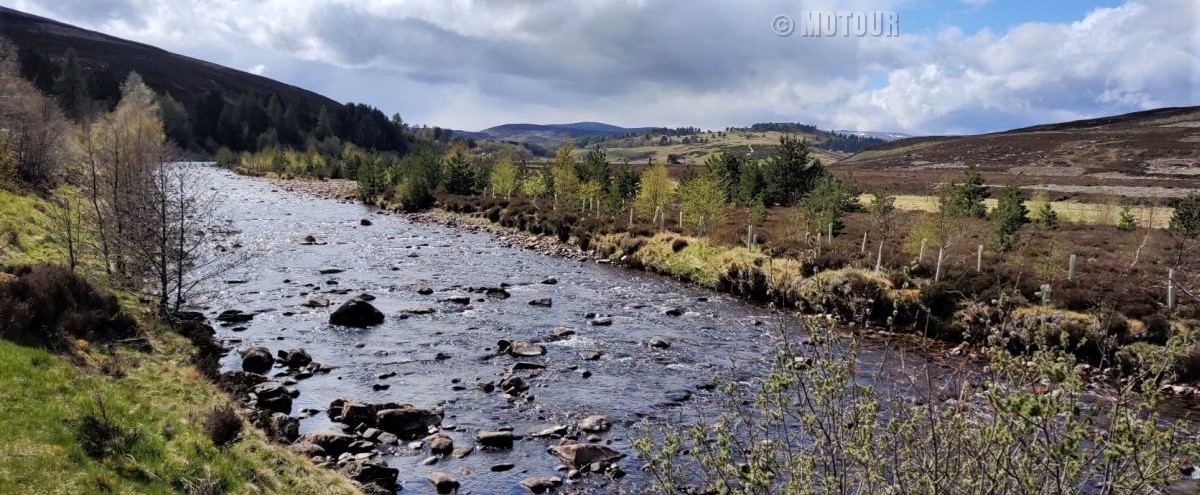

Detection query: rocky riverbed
xmin=199 ymin=166 xmax=1200 ymax=494
xmin=196 ymin=166 xmax=806 ymax=494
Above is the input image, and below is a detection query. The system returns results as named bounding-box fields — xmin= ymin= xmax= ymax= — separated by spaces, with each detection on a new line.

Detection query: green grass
xmin=0 ymin=186 xmax=358 ymax=495
xmin=0 ymin=311 xmax=359 ymax=495
xmin=0 ymin=188 xmax=65 ymax=265
xmin=857 ymin=193 xmax=1174 ymax=229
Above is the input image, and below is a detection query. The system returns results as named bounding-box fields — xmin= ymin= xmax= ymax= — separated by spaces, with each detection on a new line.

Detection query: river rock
xmin=252 ymin=381 xmax=293 ymax=414
xmin=541 ymin=277 xmax=558 ymax=285
xmin=241 ymin=347 xmax=274 ymax=374
xmin=218 ymin=370 xmax=268 ymax=398
xmin=476 ymin=430 xmax=514 ymax=449
xmin=329 ymin=299 xmax=385 ymax=327
xmin=648 ymin=336 xmax=671 ymax=349
xmin=277 ymin=348 xmax=313 ymax=368
xmin=486 ymin=287 xmax=511 ymax=299
xmin=439 ymin=295 xmax=471 ymax=305
xmin=319 ymin=266 xmax=346 ymax=274
xmin=402 ymin=306 xmax=436 ymax=315
xmin=532 ymin=425 xmax=568 ymax=438
xmin=521 ymin=475 xmax=563 ymax=494
xmin=664 ymin=307 xmax=684 ymax=317
xmin=499 ymin=375 xmax=529 ymax=394
xmin=577 ymin=415 xmax=611 ymax=433
xmin=427 ymin=472 xmax=459 ymax=494
xmin=360 ymin=218 xmax=372 ymax=226
xmin=548 ymin=443 xmax=623 ymax=470
xmin=264 ymin=412 xmax=299 ymax=443
xmin=428 ymin=434 xmax=454 ymax=456
xmin=288 ymin=441 xmax=326 ymax=457
xmin=339 ymin=459 xmax=398 ymax=493
xmin=417 ymin=285 xmax=434 ymax=295
xmin=528 ymin=298 xmax=553 ymax=307
xmin=375 ymin=406 xmax=443 ymax=440
xmin=216 ymin=309 xmax=254 ymax=323
xmin=589 ymin=317 xmax=613 ymax=326
xmin=298 ymin=430 xmax=355 ymax=456
xmin=302 ymin=294 xmax=330 ymax=308
xmin=499 ymin=339 xmax=546 ymax=357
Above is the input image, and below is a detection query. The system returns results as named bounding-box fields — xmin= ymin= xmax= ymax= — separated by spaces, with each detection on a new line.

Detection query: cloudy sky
xmin=4 ymin=0 xmax=1198 ymax=135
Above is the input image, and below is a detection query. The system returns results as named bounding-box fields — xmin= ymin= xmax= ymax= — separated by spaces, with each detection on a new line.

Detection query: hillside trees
xmin=0 ymin=38 xmax=69 ymax=187
xmin=550 ymin=142 xmax=579 ymax=210
xmin=635 ymin=161 xmax=675 ymax=226
xmin=678 ymin=172 xmax=726 ymax=236
xmin=489 ymin=156 xmax=518 ymax=199
xmin=441 ymin=143 xmax=475 ymax=194
xmin=941 ymin=165 xmax=988 ymax=218
xmin=990 ymin=185 xmax=1029 ymax=252
xmin=761 ymin=135 xmax=824 ymax=206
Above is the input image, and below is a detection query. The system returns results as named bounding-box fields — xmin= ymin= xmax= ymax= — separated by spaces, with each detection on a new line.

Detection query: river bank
xmin=253 ymin=174 xmax=1200 ymax=393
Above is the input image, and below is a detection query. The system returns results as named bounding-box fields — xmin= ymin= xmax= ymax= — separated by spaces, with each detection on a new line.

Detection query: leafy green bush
xmin=636 ymin=322 xmax=1198 ymax=494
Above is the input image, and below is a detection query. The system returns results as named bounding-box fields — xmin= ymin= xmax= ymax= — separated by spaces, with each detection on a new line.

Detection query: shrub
xmin=636 ymin=323 xmax=1197 ymax=495
xmin=203 ymin=405 xmax=243 ymax=448
xmin=75 ymin=397 xmax=141 ymax=460
xmin=0 ymin=264 xmax=142 ymax=351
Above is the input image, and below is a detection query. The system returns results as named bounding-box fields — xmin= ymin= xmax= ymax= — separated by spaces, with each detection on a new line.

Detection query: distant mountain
xmin=832 ymin=130 xmax=912 ymax=141
xmin=454 ymin=122 xmax=661 ymax=147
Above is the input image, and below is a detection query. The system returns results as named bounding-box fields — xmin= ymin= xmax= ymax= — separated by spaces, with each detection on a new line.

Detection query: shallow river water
xmin=191 ymin=165 xmax=1007 ymax=494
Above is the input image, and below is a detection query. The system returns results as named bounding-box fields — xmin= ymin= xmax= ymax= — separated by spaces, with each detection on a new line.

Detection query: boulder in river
xmin=359 ymin=218 xmax=373 ymax=226
xmin=498 ymin=339 xmax=546 ymax=357
xmin=302 ymin=294 xmax=330 ymax=308
xmin=548 ymin=443 xmax=623 ymax=470
xmin=264 ymin=412 xmax=299 ymax=443
xmin=427 ymin=472 xmax=460 ymax=494
xmin=520 ymin=476 xmax=563 ymax=494
xmin=241 ymin=347 xmax=274 ymax=374
xmin=277 ymin=348 xmax=313 ymax=368
xmin=485 ymin=287 xmax=511 ymax=299
xmin=476 ymin=430 xmax=514 ymax=449
xmin=528 ymin=298 xmax=553 ymax=307
xmin=648 ymin=336 xmax=671 ymax=349
xmin=375 ymin=406 xmax=443 ymax=440
xmin=339 ymin=459 xmax=397 ymax=493
xmin=298 ymin=430 xmax=355 ymax=456
xmin=319 ymin=266 xmax=346 ymax=274
xmin=329 ymin=299 xmax=385 ymax=327
xmin=216 ymin=309 xmax=254 ymax=323
xmin=577 ymin=415 xmax=611 ymax=433
xmin=251 ymin=381 xmax=293 ymax=414
xmin=428 ymin=434 xmax=454 ymax=456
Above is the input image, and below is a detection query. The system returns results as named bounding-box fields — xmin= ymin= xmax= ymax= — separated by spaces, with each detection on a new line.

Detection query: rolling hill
xmin=0 ymin=6 xmax=337 ymax=117
xmin=837 ymin=106 xmax=1200 ymax=201
xmin=0 ymin=6 xmax=406 ymax=153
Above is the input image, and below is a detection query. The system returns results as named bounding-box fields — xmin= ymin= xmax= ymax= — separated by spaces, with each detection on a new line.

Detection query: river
xmin=190 ymin=164 xmax=1007 ymax=494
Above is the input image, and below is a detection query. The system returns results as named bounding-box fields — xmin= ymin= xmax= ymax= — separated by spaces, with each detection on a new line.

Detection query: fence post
xmin=1168 ymin=269 xmax=1176 ymax=309
xmin=747 ymin=224 xmax=753 ymax=248
xmin=875 ymin=240 xmax=884 ymax=272
xmin=861 ymin=231 xmax=868 ymax=253
xmin=828 ymin=222 xmax=834 ymax=244
xmin=919 ymin=238 xmax=927 ymax=263
xmin=976 ymin=244 xmax=983 ymax=273
xmin=628 ymin=206 xmax=634 ymax=228
xmin=1068 ymin=254 xmax=1077 ymax=281
xmin=935 ymin=246 xmax=944 ymax=282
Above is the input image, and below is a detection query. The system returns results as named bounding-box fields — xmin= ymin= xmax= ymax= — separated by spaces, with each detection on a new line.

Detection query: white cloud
xmin=247 ymin=64 xmax=266 ymax=75
xmin=3 ymin=0 xmax=1196 ymax=134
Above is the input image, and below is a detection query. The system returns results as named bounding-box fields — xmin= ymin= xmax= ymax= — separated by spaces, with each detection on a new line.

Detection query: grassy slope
xmin=0 ymin=189 xmax=358 ymax=495
xmin=594 ymin=130 xmax=847 ymax=165
xmin=858 ymin=193 xmax=1175 ymax=229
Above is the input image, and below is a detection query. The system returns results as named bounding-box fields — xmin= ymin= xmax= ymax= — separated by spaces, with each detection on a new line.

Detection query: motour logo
xmin=772 ymin=11 xmax=899 ymax=37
